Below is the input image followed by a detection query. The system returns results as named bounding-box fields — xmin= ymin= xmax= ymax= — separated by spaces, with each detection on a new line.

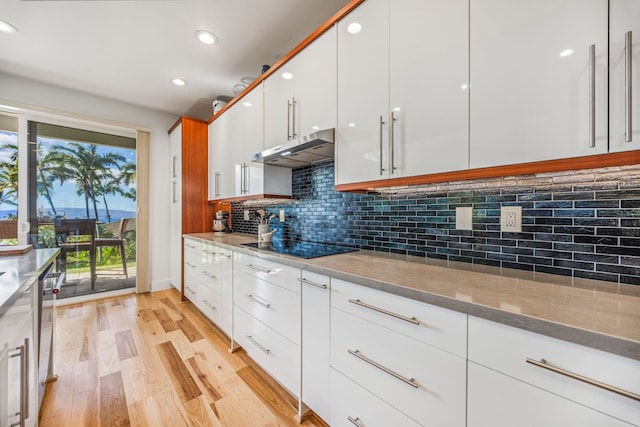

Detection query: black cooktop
xmin=241 ymin=240 xmax=358 ymax=259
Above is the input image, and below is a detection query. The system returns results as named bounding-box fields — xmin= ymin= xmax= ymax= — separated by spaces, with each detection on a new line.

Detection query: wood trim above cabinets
xmin=335 ymin=150 xmax=640 ymax=193
xmin=207 ymin=0 xmax=365 ymax=125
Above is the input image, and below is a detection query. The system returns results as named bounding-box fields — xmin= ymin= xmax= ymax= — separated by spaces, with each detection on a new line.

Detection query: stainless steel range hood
xmin=251 ymin=128 xmax=334 ymax=168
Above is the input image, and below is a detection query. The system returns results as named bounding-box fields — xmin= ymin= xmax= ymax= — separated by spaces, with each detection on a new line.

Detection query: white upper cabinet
xmin=336 ymin=0 xmax=469 ymax=186
xmin=209 ymin=111 xmax=234 ymax=200
xmin=336 ymin=0 xmax=390 ymax=185
xmin=169 ymin=124 xmax=182 ymax=289
xmin=264 ymin=27 xmax=337 ymax=149
xmin=230 ymin=85 xmax=292 ymax=198
xmin=469 ymin=0 xmax=608 ymax=168
xmin=610 ymin=0 xmax=640 ymax=152
xmin=389 ymin=0 xmax=469 ymax=178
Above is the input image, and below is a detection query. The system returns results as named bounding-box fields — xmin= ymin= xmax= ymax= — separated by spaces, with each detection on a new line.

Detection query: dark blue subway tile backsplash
xmin=230 ymin=160 xmax=640 ymax=287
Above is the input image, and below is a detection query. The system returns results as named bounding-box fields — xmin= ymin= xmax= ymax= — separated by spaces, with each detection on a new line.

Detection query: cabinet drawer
xmin=468 ymin=362 xmax=632 ymax=427
xmin=332 ymin=278 xmax=467 ymax=357
xmin=331 ymin=369 xmax=420 ymax=427
xmin=233 ymin=270 xmax=299 ymax=344
xmin=183 ymin=274 xmax=201 ymax=301
xmin=331 ymin=308 xmax=466 ymax=427
xmin=234 ymin=252 xmax=300 ymax=294
xmin=468 ymin=316 xmax=640 ymax=426
xmin=233 ymin=307 xmax=299 ymax=396
xmin=193 ymin=285 xmax=223 ymax=327
xmin=183 ymin=238 xmax=203 ymax=254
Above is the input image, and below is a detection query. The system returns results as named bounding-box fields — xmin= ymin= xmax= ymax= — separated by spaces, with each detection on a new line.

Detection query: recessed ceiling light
xmin=559 ymin=49 xmax=574 ymax=58
xmin=195 ymin=30 xmax=216 ymax=45
xmin=172 ymin=78 xmax=187 ymax=87
xmin=0 ymin=19 xmax=18 ymax=34
xmin=281 ymin=72 xmax=293 ymax=80
xmin=347 ymin=22 xmax=362 ymax=34
xmin=243 ymin=101 xmax=252 ymax=107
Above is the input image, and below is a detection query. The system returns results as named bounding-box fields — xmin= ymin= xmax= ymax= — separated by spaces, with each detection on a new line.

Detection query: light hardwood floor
xmin=39 ymin=288 xmax=328 ymax=427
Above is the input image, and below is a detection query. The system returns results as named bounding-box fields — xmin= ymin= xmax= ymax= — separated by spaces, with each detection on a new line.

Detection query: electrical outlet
xmin=279 ymin=209 xmax=285 ymax=222
xmin=243 ymin=210 xmax=250 ymax=221
xmin=456 ymin=207 xmax=473 ymax=230
xmin=501 ymin=206 xmax=522 ymax=232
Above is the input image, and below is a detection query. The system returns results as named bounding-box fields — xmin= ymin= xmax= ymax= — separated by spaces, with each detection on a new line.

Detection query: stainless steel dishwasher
xmin=37 ymin=267 xmax=63 ymax=413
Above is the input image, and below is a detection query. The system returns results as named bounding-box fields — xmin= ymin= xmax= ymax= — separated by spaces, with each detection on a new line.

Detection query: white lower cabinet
xmin=331 ymin=368 xmax=420 ymax=427
xmin=183 ymin=238 xmax=233 ymax=336
xmin=1 ymin=278 xmax=36 ymax=427
xmin=467 ymin=362 xmax=632 ymax=427
xmin=301 ymin=271 xmax=331 ymax=423
xmin=232 ymin=255 xmax=301 ymax=397
xmin=233 ymin=306 xmax=300 ymax=395
xmin=468 ymin=316 xmax=640 ymax=427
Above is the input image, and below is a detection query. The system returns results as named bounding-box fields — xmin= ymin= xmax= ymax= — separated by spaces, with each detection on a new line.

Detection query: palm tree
xmin=45 ymin=143 xmax=125 ymax=220
xmin=0 ymin=143 xmax=18 ymax=206
xmin=37 ymin=147 xmax=59 ymax=216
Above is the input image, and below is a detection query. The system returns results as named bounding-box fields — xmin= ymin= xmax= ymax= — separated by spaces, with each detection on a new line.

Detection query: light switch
xmin=279 ymin=209 xmax=285 ymax=222
xmin=501 ymin=206 xmax=522 ymax=232
xmin=456 ymin=207 xmax=473 ymax=230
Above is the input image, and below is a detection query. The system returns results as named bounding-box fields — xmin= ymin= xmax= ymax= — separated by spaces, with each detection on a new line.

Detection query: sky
xmin=0 ymin=130 xmax=137 ymax=219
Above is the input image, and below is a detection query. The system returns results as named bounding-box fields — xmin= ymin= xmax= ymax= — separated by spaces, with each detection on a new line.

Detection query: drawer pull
xmin=348 ymin=299 xmax=420 ymax=325
xmin=185 ymin=243 xmax=197 ymax=249
xmin=298 ymin=277 xmax=327 ymax=289
xmin=246 ymin=335 xmax=271 ymax=355
xmin=203 ymin=300 xmax=216 ymax=310
xmin=526 ymin=358 xmax=640 ymax=402
xmin=247 ymin=264 xmax=275 ymax=274
xmin=202 ymin=271 xmax=216 ymax=279
xmin=185 ymin=262 xmax=197 ymax=268
xmin=348 ymin=349 xmax=418 ymax=389
xmin=186 ymin=286 xmax=196 ymax=294
xmin=246 ymin=294 xmax=271 ymax=309
xmin=347 ymin=416 xmax=363 ymax=426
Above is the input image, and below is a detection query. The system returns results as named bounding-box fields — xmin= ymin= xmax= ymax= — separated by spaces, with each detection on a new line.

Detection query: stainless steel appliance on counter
xmin=213 ymin=210 xmax=230 ymax=234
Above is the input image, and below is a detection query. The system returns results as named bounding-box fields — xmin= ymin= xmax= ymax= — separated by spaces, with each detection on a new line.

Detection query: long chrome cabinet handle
xmin=347 ymin=416 xmax=364 ymax=427
xmin=390 ymin=111 xmax=397 ymax=174
xmin=526 ymin=358 xmax=640 ymax=402
xmin=172 ymin=182 xmax=177 ymax=204
xmin=246 ymin=294 xmax=271 ymax=309
xmin=292 ymin=97 xmax=297 ymax=138
xmin=626 ymin=31 xmax=633 ymax=142
xmin=172 ymin=155 xmax=177 ymax=179
xmin=10 ymin=339 xmax=28 ymax=427
xmin=287 ymin=99 xmax=292 ymax=140
xmin=244 ymin=163 xmax=249 ymax=194
xmin=185 ymin=286 xmax=196 ymax=294
xmin=348 ymin=349 xmax=418 ymax=389
xmin=589 ymin=44 xmax=596 ymax=148
xmin=202 ymin=271 xmax=216 ymax=279
xmin=379 ymin=115 xmax=386 ymax=175
xmin=298 ymin=277 xmax=327 ymax=289
xmin=348 ymin=298 xmax=420 ymax=325
xmin=247 ymin=264 xmax=275 ymax=274
xmin=246 ymin=335 xmax=271 ymax=355
xmin=203 ymin=300 xmax=216 ymax=310
xmin=185 ymin=262 xmax=196 ymax=268
xmin=215 ymin=172 xmax=220 ymax=197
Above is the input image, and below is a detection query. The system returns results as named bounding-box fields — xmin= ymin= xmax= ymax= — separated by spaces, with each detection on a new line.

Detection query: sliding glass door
xmin=26 ymin=121 xmax=138 ymax=298
xmin=0 ymin=114 xmax=19 ymax=245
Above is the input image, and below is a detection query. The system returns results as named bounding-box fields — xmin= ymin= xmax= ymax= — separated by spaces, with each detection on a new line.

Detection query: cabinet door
xmin=336 ymin=0 xmax=390 ymax=185
xmin=209 ymin=112 xmax=234 ymax=200
xmin=264 ymin=61 xmax=295 ymax=149
xmin=468 ymin=362 xmax=632 ymax=427
xmin=231 ymin=87 xmax=265 ymax=197
xmin=610 ymin=0 xmax=640 ymax=152
xmin=470 ymin=0 xmax=608 ymax=168
xmin=390 ymin=0 xmax=469 ymax=177
xmin=301 ymin=272 xmax=331 ymax=423
xmin=169 ymin=125 xmax=182 ymax=289
xmin=295 ymin=26 xmax=337 ymax=138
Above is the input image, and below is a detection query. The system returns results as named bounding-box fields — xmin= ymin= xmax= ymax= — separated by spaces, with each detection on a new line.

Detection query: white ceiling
xmin=0 ymin=0 xmax=351 ymax=121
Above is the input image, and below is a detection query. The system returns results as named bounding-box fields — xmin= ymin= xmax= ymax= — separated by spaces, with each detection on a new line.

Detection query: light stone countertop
xmin=0 ymin=248 xmax=60 ymax=318
xmin=185 ymin=232 xmax=640 ymax=361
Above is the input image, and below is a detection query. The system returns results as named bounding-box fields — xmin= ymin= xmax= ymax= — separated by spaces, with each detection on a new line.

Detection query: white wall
xmin=0 ymin=71 xmax=177 ymax=291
